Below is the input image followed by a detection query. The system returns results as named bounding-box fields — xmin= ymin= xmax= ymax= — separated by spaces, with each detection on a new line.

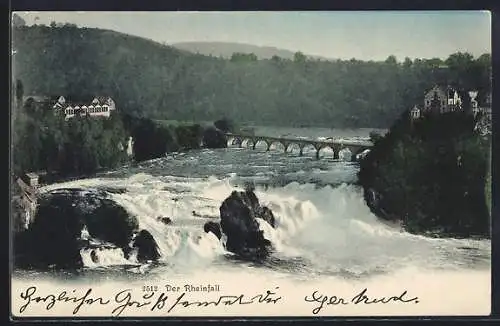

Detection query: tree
xmin=214 ymin=118 xmax=235 ymax=133
xmin=445 ymin=52 xmax=474 ymax=68
xmin=271 ymin=55 xmax=282 ymax=62
xmin=230 ymin=52 xmax=258 ymax=62
xmin=293 ymin=51 xmax=306 ymax=63
xmin=385 ymin=55 xmax=398 ymax=65
xmin=403 ymin=57 xmax=413 ymax=69
xmin=50 ymin=21 xmax=57 ymax=28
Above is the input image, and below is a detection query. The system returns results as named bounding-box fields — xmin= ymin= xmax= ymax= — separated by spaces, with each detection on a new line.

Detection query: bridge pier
xmin=314 ymin=144 xmax=323 ymax=160
xmin=348 ymin=147 xmax=356 ymax=162
xmin=283 ymin=142 xmax=290 ymax=153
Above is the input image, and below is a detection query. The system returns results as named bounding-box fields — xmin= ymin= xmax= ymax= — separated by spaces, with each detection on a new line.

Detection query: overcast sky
xmin=15 ymin=11 xmax=491 ymax=61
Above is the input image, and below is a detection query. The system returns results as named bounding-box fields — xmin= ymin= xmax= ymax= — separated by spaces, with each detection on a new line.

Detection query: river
xmin=11 ymin=127 xmax=491 ymax=316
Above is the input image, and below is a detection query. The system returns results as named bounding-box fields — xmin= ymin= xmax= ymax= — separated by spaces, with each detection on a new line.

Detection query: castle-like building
xmin=410 ymin=85 xmax=491 ymax=120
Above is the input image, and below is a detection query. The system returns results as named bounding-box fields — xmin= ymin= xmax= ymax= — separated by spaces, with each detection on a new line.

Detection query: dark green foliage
xmin=231 ymin=52 xmax=258 ymax=62
xmin=214 ymin=118 xmax=236 ymax=133
xmin=202 ymin=126 xmax=227 ymax=148
xmin=174 ymin=124 xmax=203 ymax=150
xmin=294 ymin=51 xmax=306 ymax=63
xmin=123 ymin=115 xmax=178 ymax=162
xmin=358 ymin=111 xmax=491 ymax=238
xmin=12 ymin=100 xmax=129 ymax=177
xmin=12 ymin=25 xmax=491 ymax=129
xmin=369 ymin=131 xmax=383 ymax=144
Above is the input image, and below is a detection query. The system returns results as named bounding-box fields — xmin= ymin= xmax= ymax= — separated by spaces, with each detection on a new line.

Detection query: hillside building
xmin=410 ymin=105 xmax=421 ymax=119
xmin=423 ymin=85 xmax=463 ymax=115
xmin=52 ymin=96 xmax=116 ymax=120
xmin=21 ymin=95 xmax=117 ymax=120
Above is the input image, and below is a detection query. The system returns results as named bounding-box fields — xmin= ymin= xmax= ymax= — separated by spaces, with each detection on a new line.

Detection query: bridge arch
xmin=227 ymin=136 xmax=242 ymax=147
xmin=268 ymin=140 xmax=285 ymax=152
xmin=338 ymin=147 xmax=354 ymax=161
xmin=338 ymin=145 xmax=370 ymax=161
xmin=283 ymin=142 xmax=300 ymax=154
xmin=240 ymin=137 xmax=255 ymax=148
xmin=315 ymin=144 xmax=338 ymax=159
xmin=253 ymin=138 xmax=272 ymax=151
xmin=298 ymin=143 xmax=317 ymax=157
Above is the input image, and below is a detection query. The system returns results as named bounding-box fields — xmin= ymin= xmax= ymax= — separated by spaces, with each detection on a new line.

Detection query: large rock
xmin=157 ymin=216 xmax=172 ymax=225
xmin=13 ymin=188 xmax=161 ymax=269
xmin=219 ymin=188 xmax=275 ymax=260
xmin=202 ymin=126 xmax=227 ymax=149
xmin=132 ymin=230 xmax=161 ymax=263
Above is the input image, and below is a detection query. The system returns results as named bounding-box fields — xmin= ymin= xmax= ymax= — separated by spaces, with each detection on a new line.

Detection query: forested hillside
xmin=12 ymin=25 xmax=491 ymax=128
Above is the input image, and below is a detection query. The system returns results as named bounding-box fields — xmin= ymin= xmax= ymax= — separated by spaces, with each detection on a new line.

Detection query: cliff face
xmin=358 ymin=111 xmax=491 ymax=238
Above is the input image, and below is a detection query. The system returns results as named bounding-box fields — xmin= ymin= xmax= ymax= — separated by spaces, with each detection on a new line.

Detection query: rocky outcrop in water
xmin=13 ymin=188 xmax=162 ymax=269
xmin=219 ymin=187 xmax=276 ymax=260
xmin=132 ymin=230 xmax=161 ymax=263
xmin=157 ymin=216 xmax=172 ymax=225
xmin=203 ymin=221 xmax=222 ymax=240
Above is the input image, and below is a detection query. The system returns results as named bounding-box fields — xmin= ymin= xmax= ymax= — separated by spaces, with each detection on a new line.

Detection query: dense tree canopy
xmin=12 ymin=97 xmax=129 ymax=177
xmin=12 ymin=25 xmax=491 ymax=129
xmin=359 ymin=111 xmax=491 ymax=238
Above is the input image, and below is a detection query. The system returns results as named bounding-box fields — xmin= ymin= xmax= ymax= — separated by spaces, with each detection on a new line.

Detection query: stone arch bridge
xmin=225 ymin=133 xmax=373 ymax=161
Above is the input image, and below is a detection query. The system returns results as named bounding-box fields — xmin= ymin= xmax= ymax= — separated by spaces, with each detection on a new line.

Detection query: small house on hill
xmin=410 ymin=105 xmax=421 ymax=119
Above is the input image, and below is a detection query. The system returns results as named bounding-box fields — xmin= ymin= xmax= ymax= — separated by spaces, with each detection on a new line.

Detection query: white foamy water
xmin=38 ymin=172 xmax=490 ymax=278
